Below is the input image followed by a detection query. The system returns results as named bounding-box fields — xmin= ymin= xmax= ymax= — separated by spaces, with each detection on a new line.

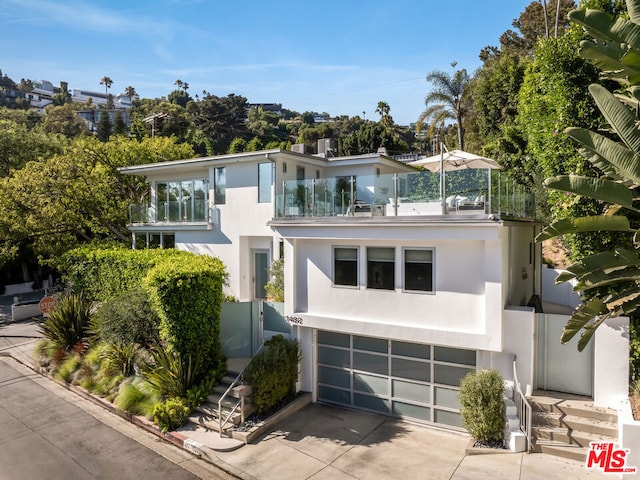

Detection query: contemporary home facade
xmin=120 ymin=145 xmax=629 ymax=432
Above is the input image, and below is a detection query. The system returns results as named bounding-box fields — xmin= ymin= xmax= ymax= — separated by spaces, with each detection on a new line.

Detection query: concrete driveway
xmin=206 ymin=403 xmax=608 ymax=480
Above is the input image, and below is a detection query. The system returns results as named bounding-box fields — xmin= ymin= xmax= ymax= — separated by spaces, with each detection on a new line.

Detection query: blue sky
xmin=2 ymin=0 xmax=534 ymax=125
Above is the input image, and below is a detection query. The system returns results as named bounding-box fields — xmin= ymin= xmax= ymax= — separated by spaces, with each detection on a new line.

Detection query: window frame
xmin=258 ymin=162 xmax=272 ymax=203
xmin=214 ymin=167 xmax=226 ymax=205
xmin=332 ymin=246 xmax=360 ymax=289
xmin=402 ymin=247 xmax=435 ymax=294
xmin=366 ymin=246 xmax=395 ymax=291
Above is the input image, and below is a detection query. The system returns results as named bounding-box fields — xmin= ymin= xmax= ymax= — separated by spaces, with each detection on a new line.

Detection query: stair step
xmin=532 ymin=427 xmax=616 ymax=448
xmin=195 ymin=401 xmax=239 ymax=420
xmin=222 ymin=375 xmax=238 ymax=384
xmin=188 ymin=412 xmax=235 ymax=432
xmin=532 ymin=412 xmax=617 ymax=437
xmin=529 ymin=393 xmax=617 ymax=424
xmin=534 ymin=442 xmax=589 ymax=462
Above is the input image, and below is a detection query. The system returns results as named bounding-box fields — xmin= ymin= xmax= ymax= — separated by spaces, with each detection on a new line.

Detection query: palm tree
xmin=174 ymin=79 xmax=183 ymax=90
xmin=125 ymin=85 xmax=137 ymax=104
xmin=100 ymin=76 xmax=113 ymax=109
xmin=417 ymin=62 xmax=470 ymax=150
xmin=100 ymin=76 xmax=113 ymax=99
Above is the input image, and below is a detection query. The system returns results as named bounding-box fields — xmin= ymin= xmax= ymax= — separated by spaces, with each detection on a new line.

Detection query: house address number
xmin=286 ymin=315 xmax=303 ymax=325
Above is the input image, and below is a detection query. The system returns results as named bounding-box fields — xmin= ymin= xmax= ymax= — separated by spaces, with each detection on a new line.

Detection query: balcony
xmin=275 ymin=170 xmax=534 ymax=220
xmin=129 ymin=200 xmax=210 ymax=225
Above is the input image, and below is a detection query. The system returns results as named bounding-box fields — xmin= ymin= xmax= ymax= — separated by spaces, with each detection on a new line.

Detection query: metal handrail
xmin=513 ymin=355 xmax=533 ymax=452
xmin=218 ymin=344 xmax=265 ymax=437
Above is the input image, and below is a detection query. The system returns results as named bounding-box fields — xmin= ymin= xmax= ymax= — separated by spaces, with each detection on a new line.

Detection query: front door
xmin=536 ymin=314 xmax=594 ymax=396
xmin=253 ymin=250 xmax=270 ymax=300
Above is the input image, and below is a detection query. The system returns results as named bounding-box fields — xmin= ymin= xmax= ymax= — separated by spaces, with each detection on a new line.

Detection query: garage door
xmin=316 ymin=330 xmax=476 ymax=428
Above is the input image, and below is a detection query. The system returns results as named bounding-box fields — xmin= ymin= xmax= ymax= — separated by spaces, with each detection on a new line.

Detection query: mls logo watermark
xmin=586 ymin=442 xmax=637 ymax=474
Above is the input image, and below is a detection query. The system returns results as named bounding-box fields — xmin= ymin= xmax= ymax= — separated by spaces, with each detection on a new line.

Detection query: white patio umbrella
xmin=408 ymin=149 xmax=501 ymax=214
xmin=408 ymin=149 xmax=502 ymax=171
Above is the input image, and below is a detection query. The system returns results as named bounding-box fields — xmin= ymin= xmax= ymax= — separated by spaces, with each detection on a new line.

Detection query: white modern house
xmin=119 ymin=144 xmax=629 ymax=436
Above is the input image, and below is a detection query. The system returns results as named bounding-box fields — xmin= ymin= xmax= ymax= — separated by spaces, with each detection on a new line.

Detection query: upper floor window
xmin=296 ymin=166 xmax=305 ymax=181
xmin=333 ymin=247 xmax=358 ymax=287
xmin=155 ymin=179 xmax=207 ymax=222
xmin=367 ymin=247 xmax=395 ymax=290
xmin=214 ymin=167 xmax=226 ymax=204
xmin=404 ymin=248 xmax=434 ymax=293
xmin=258 ymin=162 xmax=272 ymax=203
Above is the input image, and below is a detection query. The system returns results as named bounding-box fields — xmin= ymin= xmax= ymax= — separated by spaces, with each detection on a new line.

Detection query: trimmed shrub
xmin=58 ymin=246 xmax=227 ymax=375
xmin=39 ymin=292 xmax=94 ymax=351
xmin=93 ymin=288 xmax=160 ymax=348
xmin=244 ymin=335 xmax=301 ymax=414
xmin=143 ymin=254 xmax=226 ymax=374
xmin=153 ymin=397 xmax=191 ymax=432
xmin=458 ymin=369 xmax=505 ymax=444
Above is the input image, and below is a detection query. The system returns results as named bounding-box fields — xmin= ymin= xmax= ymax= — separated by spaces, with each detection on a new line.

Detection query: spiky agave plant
xmin=39 ymin=292 xmax=94 ymax=352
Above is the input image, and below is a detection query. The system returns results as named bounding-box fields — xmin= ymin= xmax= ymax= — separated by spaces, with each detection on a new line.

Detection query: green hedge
xmin=58 ymin=246 xmax=227 ymax=374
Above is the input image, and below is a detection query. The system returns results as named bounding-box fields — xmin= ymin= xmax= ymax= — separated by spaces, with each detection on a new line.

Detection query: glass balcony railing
xmin=275 ymin=170 xmax=535 ymax=219
xmin=129 ymin=200 xmax=210 ymax=224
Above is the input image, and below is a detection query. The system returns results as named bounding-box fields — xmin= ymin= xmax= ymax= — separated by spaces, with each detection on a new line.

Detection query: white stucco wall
xmin=281 ymin=222 xmax=510 ymax=352
xmin=594 ymin=316 xmax=630 ymax=409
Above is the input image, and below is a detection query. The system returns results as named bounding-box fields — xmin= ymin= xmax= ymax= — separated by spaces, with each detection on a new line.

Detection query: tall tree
xmin=417 ymin=63 xmax=470 ymax=150
xmin=96 ymin=111 xmax=113 ymax=142
xmin=189 ymin=93 xmax=249 ymax=154
xmin=100 ymin=76 xmax=113 ymax=108
xmin=113 ymin=110 xmax=127 ymax=135
xmin=125 ymin=86 xmax=137 ymax=107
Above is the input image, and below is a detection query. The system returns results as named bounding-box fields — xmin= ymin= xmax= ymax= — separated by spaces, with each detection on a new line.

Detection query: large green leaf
xmin=565 ymin=127 xmax=640 ymax=184
xmin=543 ymin=175 xmax=635 ymax=209
xmin=569 ymin=9 xmax=620 ymax=43
xmin=611 ymin=16 xmax=640 ymax=50
xmin=579 ymin=41 xmax=638 ymax=78
xmin=589 ymin=84 xmax=640 ymax=154
xmin=574 ymin=266 xmax=640 ymax=290
xmin=560 ymin=297 xmax=606 ymax=344
xmin=556 ymin=248 xmax=640 ymax=283
xmin=535 ymin=215 xmax=631 ymax=242
xmin=629 ymin=0 xmax=640 ymax=25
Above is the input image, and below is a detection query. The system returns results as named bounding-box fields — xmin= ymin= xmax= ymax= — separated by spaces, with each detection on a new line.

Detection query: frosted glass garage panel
xmin=434 ymin=409 xmax=463 ymax=428
xmin=354 ymin=393 xmax=390 ymax=414
xmin=391 ymin=341 xmax=430 ymax=359
xmin=392 ymin=379 xmax=430 ymax=403
xmin=353 ymin=335 xmax=387 ymax=353
xmin=354 ymin=372 xmax=389 ymax=396
xmin=434 ymin=386 xmax=460 ymax=409
xmin=391 ymin=358 xmax=429 ymax=382
xmin=353 ymin=352 xmax=388 ymax=375
xmin=433 ymin=346 xmax=476 ymax=366
xmin=318 ymin=331 xmax=350 ymax=348
xmin=318 ymin=346 xmax=350 ymax=368
xmin=318 ymin=366 xmax=350 ymax=389
xmin=434 ymin=364 xmax=473 ymax=387
xmin=393 ymin=402 xmax=430 ymax=421
xmin=318 ymin=386 xmax=350 ymax=405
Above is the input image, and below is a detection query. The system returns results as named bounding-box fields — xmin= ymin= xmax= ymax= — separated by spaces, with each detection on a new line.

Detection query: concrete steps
xmin=185 ymin=368 xmax=254 ymax=435
xmin=528 ymin=390 xmax=618 ymax=462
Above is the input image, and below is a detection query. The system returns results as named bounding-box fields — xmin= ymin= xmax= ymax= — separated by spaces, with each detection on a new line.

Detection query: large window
xmin=258 ymin=162 xmax=272 ymax=203
xmin=333 ymin=247 xmax=358 ymax=287
xmin=214 ymin=167 xmax=226 ymax=204
xmin=404 ymin=248 xmax=434 ymax=293
xmin=155 ymin=179 xmax=208 ymax=222
xmin=367 ymin=247 xmax=395 ymax=290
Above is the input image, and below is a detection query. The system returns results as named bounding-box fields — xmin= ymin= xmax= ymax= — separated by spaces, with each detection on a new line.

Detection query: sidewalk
xmin=3 ymin=339 xmax=609 ymax=480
